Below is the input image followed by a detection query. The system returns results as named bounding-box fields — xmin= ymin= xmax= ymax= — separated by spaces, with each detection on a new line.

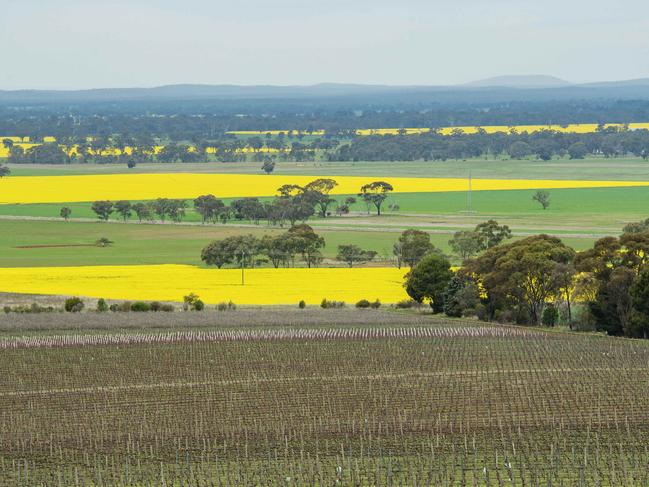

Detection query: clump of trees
xmin=400 ymin=218 xmax=649 ymax=340
xmin=201 ymin=224 xmax=325 ymax=269
xmin=448 ymin=220 xmax=512 ymax=260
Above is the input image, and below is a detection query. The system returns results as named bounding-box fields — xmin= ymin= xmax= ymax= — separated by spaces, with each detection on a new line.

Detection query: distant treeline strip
xmin=3 ymin=125 xmax=649 ymax=164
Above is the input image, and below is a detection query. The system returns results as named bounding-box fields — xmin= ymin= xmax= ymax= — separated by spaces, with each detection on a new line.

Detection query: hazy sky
xmin=2 ymin=0 xmax=648 ymax=89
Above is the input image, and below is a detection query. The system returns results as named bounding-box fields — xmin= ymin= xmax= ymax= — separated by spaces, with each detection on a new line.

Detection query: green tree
xmin=304 ymin=178 xmax=338 ymax=218
xmin=261 ymin=160 xmax=275 ymax=174
xmin=532 ymin=190 xmax=550 ymax=210
xmin=358 ymin=181 xmax=393 ymax=216
xmin=193 ymin=194 xmax=225 ymax=224
xmin=630 ymin=267 xmax=649 ymax=338
xmin=0 ymin=165 xmax=10 ymax=178
xmin=465 ymin=235 xmax=575 ymax=325
xmin=336 ymin=244 xmax=377 ymax=268
xmin=132 ymin=202 xmax=153 ymax=222
xmin=394 ymin=229 xmax=435 ymax=268
xmin=114 ymin=200 xmax=132 ymax=221
xmin=449 ymin=231 xmax=485 ymax=260
xmin=287 ymin=224 xmax=325 ymax=268
xmin=60 ymin=207 xmax=71 ymax=221
xmin=404 ymin=253 xmax=454 ymax=313
xmin=91 ymin=200 xmax=114 ymax=221
xmin=475 ymin=220 xmax=512 ymax=248
xmin=568 ymin=142 xmax=588 ymax=159
xmin=508 ymin=141 xmax=533 ymax=159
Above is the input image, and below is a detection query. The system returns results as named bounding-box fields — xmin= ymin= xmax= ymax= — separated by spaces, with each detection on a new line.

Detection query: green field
xmin=0 ymin=219 xmax=596 ymax=268
xmin=1 ymin=159 xmax=643 ymax=270
xmin=6 ymin=156 xmax=649 ymax=179
xmin=0 ymin=185 xmax=642 ymax=237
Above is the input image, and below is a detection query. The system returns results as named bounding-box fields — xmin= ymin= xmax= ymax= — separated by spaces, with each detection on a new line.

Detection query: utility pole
xmin=466 ymin=169 xmax=473 ymax=213
xmin=240 ymin=249 xmax=246 ymax=286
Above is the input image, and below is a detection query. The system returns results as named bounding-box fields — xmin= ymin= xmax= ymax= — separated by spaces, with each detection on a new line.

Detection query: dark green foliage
xmin=298 ymin=300 xmax=306 ymax=309
xmin=336 ymin=244 xmax=376 ymax=267
xmin=130 ymin=301 xmax=151 ymax=312
xmin=393 ymin=229 xmax=437 ymax=268
xmin=464 ymin=234 xmax=575 ymax=325
xmin=64 ymin=297 xmax=84 ymax=313
xmin=542 ymin=303 xmax=559 ymax=326
xmin=405 ymin=253 xmax=454 ymax=313
xmin=59 ymin=207 xmax=72 ymax=221
xmin=355 ymin=299 xmax=371 ymax=309
xmin=358 ymin=181 xmax=393 ymax=216
xmin=320 ymin=299 xmax=345 ymax=309
xmin=96 ymin=298 xmax=108 ymax=313
xmin=395 ymin=299 xmax=416 ymax=309
xmin=91 ymin=200 xmax=113 ymax=221
xmin=532 ymin=190 xmax=551 ymax=210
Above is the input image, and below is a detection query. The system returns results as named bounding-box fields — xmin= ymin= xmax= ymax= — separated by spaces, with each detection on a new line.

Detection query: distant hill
xmin=1 ymin=78 xmax=649 ymax=107
xmin=465 ymin=75 xmax=572 ymax=89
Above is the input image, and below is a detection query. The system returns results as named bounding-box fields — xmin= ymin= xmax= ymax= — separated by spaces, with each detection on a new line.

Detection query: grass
xmin=0 ymin=219 xmax=595 ymax=268
xmin=1 ymin=319 xmax=649 ymax=484
xmin=6 ymin=156 xmax=649 ymax=180
xmin=0 ymin=184 xmax=643 ymax=235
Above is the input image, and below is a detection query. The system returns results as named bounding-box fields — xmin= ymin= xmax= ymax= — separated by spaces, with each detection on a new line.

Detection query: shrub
xmin=119 ymin=301 xmax=132 ymax=312
xmin=64 ymin=297 xmax=84 ymax=313
xmin=109 ymin=304 xmax=120 ymax=312
xmin=96 ymin=298 xmax=108 ymax=313
xmin=321 ymin=299 xmax=345 ymax=309
xmin=298 ymin=300 xmax=306 ymax=309
xmin=149 ymin=301 xmax=162 ymax=312
xmin=216 ymin=301 xmax=236 ymax=311
xmin=395 ymin=299 xmax=416 ymax=309
xmin=131 ymin=301 xmax=151 ymax=312
xmin=3 ymin=306 xmax=10 ymax=314
xmin=160 ymin=304 xmax=175 ymax=312
xmin=355 ymin=299 xmax=371 ymax=309
xmin=370 ymin=299 xmax=381 ymax=309
xmin=183 ymin=292 xmax=201 ymax=311
xmin=542 ymin=304 xmax=559 ymax=327
xmin=192 ymin=299 xmax=205 ymax=311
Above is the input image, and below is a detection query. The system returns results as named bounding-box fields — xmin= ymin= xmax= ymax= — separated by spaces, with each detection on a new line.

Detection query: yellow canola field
xmin=0 ymin=265 xmax=409 ymax=305
xmin=228 ymin=123 xmax=649 ymax=137
xmin=2 ymin=173 xmax=649 ymax=204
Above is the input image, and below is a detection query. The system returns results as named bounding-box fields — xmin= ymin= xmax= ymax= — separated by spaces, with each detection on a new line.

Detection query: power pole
xmin=240 ymin=249 xmax=246 ymax=286
xmin=466 ymin=169 xmax=473 ymax=213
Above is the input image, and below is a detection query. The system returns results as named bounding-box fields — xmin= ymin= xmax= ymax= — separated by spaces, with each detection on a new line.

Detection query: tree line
xmin=3 ymin=98 xmax=649 ymax=141
xmin=200 ymin=224 xmax=377 ymax=269
xmin=5 ymin=126 xmax=649 ymax=165
xmin=333 ymin=127 xmax=649 ymax=162
xmin=87 ymin=179 xmax=395 ymax=225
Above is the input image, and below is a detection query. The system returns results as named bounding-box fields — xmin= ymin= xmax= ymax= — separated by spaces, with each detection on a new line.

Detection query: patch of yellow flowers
xmin=228 ymin=123 xmax=649 ymax=137
xmin=1 ymin=173 xmax=649 ymax=204
xmin=0 ymin=264 xmax=409 ymax=305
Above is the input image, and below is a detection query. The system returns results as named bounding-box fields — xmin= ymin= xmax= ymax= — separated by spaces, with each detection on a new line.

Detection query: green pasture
xmin=0 ymin=219 xmax=595 ymax=268
xmin=6 ymin=156 xmax=649 ymax=180
xmin=0 ymin=186 xmax=646 ymax=232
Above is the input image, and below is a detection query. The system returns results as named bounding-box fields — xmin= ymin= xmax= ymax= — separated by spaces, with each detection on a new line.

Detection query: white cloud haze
xmin=2 ymin=0 xmax=648 ymax=89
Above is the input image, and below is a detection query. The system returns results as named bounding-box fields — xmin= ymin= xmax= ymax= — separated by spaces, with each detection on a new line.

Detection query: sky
xmin=2 ymin=0 xmax=649 ymax=90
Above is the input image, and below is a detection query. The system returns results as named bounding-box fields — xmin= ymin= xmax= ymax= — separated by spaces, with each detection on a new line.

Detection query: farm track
xmin=0 ymin=213 xmax=614 ymax=239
